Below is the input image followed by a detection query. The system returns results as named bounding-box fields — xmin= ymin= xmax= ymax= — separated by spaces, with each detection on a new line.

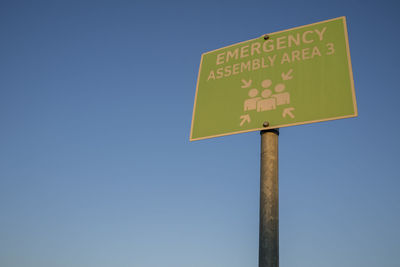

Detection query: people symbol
xmin=257 ymin=89 xmax=276 ymax=111
xmin=240 ymin=71 xmax=295 ymax=127
xmin=272 ymin=83 xmax=290 ymax=105
xmin=243 ymin=79 xmax=291 ymax=112
xmin=243 ymin=88 xmax=261 ymax=111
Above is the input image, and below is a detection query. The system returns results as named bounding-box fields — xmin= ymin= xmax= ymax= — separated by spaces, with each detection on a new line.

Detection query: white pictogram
xmin=272 ymin=83 xmax=290 ymax=105
xmin=283 ymin=107 xmax=295 ymax=118
xmin=261 ymin=79 xmax=272 ymax=88
xmin=281 ymin=69 xmax=293 ymax=80
xmin=240 ymin=70 xmax=295 ymax=126
xmin=240 ymin=114 xmax=251 ymax=126
xmin=241 ymin=79 xmax=252 ymax=88
xmin=244 ymin=88 xmax=261 ymax=111
xmin=257 ymin=89 xmax=276 ymax=112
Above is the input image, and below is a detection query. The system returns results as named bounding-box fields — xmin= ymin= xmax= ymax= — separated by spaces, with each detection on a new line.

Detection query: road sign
xmin=190 ymin=17 xmax=357 ymax=141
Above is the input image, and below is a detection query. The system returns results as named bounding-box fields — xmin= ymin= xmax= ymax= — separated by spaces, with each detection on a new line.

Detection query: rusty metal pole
xmin=259 ymin=129 xmax=279 ymax=267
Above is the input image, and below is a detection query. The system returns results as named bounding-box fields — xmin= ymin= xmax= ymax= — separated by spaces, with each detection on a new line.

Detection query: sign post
xmin=259 ymin=129 xmax=279 ymax=267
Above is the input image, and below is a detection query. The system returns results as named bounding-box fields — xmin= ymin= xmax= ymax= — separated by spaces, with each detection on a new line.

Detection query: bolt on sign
xmin=190 ymin=17 xmax=357 ymax=141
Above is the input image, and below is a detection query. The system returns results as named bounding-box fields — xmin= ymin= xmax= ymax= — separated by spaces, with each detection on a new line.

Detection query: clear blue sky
xmin=1 ymin=1 xmax=399 ymax=267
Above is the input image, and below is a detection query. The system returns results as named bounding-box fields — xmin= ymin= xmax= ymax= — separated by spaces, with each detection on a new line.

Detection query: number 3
xmin=326 ymin=43 xmax=335 ymax=55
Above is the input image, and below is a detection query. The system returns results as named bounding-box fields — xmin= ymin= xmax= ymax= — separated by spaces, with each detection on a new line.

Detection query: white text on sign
xmin=207 ymin=26 xmax=334 ymax=81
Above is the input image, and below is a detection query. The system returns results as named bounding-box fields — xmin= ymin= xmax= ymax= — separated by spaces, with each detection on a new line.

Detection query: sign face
xmin=190 ymin=17 xmax=357 ymax=141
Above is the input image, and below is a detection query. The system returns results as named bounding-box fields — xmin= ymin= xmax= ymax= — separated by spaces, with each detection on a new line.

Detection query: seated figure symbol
xmin=244 ymin=88 xmax=260 ymax=111
xmin=272 ymin=83 xmax=290 ymax=105
xmin=257 ymin=89 xmax=276 ymax=112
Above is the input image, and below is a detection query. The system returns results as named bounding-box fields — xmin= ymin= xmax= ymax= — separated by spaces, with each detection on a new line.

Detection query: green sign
xmin=190 ymin=17 xmax=357 ymax=141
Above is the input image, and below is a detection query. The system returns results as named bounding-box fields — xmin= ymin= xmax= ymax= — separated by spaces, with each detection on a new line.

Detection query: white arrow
xmin=282 ymin=107 xmax=295 ymax=118
xmin=281 ymin=69 xmax=293 ymax=80
xmin=241 ymin=79 xmax=252 ymax=88
xmin=240 ymin=114 xmax=251 ymax=126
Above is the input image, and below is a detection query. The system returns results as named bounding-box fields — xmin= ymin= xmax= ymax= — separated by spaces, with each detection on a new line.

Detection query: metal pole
xmin=259 ymin=129 xmax=279 ymax=267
